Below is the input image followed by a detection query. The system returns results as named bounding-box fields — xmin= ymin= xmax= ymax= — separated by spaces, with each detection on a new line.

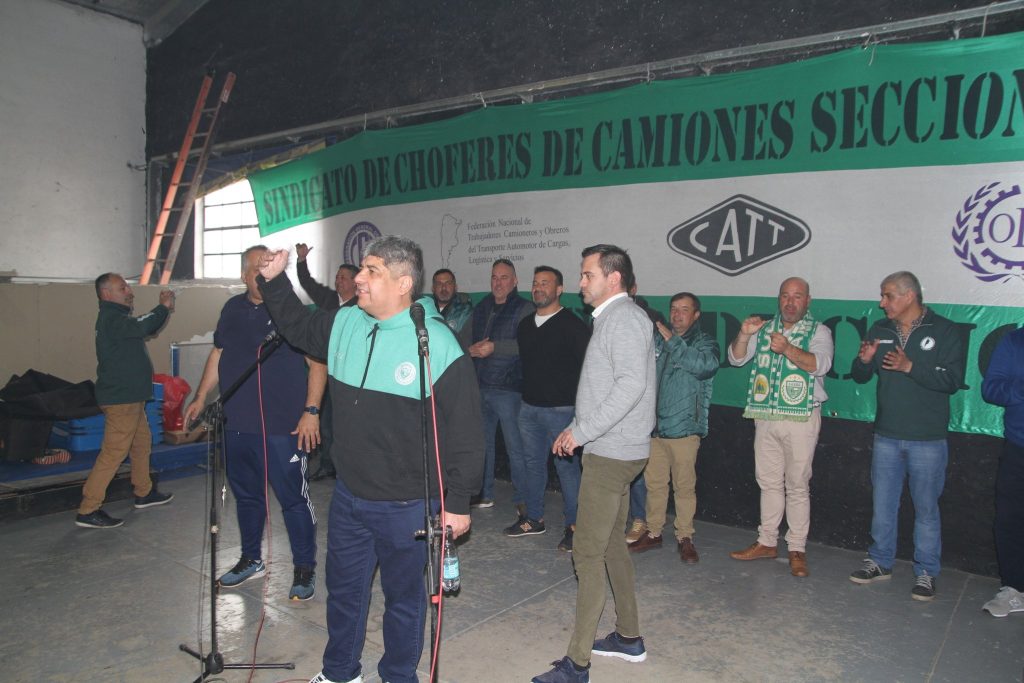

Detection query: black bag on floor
xmin=0 ymin=370 xmax=100 ymax=461
xmin=0 ymin=370 xmax=100 ymax=420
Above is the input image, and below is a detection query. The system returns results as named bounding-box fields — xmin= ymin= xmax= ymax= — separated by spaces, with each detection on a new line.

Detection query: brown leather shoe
xmin=789 ymin=551 xmax=809 ymax=577
xmin=629 ymin=530 xmax=663 ymax=553
xmin=729 ymin=541 xmax=778 ymax=561
xmin=677 ymin=537 xmax=699 ymax=564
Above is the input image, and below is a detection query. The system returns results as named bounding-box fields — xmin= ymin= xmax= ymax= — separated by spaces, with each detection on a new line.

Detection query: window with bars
xmin=194 ymin=179 xmax=261 ymax=278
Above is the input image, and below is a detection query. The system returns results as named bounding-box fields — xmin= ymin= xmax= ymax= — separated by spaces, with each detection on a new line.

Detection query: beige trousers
xmin=752 ymin=409 xmax=821 ymax=553
xmin=644 ymin=435 xmax=700 ymax=540
xmin=79 ymin=403 xmax=153 ymax=514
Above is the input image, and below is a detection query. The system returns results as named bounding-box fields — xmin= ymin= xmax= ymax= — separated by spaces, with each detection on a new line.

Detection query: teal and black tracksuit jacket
xmin=259 ymin=273 xmax=484 ymax=514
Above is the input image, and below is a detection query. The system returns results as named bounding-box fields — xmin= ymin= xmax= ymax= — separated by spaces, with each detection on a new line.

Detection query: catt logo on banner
xmin=666 ymin=195 xmax=811 ymax=276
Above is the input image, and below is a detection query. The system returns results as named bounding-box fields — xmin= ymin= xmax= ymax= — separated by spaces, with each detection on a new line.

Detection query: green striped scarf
xmin=743 ymin=313 xmax=818 ymax=422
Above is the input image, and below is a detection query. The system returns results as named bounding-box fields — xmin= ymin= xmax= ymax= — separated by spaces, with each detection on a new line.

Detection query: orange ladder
xmin=140 ymin=72 xmax=236 ymax=285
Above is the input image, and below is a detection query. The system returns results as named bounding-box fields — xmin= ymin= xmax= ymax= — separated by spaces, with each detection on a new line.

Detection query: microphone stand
xmin=412 ymin=312 xmax=443 ymax=683
xmin=178 ymin=334 xmax=295 ymax=681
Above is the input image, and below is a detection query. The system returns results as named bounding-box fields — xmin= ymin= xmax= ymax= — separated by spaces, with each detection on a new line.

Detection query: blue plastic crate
xmin=49 ymin=396 xmax=164 ymax=452
xmin=49 ymin=424 xmax=162 ymax=451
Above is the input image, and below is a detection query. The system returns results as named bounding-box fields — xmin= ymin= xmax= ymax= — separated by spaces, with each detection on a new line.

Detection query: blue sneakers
xmin=592 ymin=631 xmax=647 ymax=662
xmin=532 ymin=656 xmax=590 ymax=683
xmin=289 ymin=566 xmax=315 ymax=601
xmin=218 ymin=556 xmax=266 ymax=588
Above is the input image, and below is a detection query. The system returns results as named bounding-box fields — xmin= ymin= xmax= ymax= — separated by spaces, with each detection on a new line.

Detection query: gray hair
xmin=881 ymin=271 xmax=922 ymax=303
xmin=241 ymin=244 xmax=268 ymax=269
xmin=363 ymin=235 xmax=424 ymax=298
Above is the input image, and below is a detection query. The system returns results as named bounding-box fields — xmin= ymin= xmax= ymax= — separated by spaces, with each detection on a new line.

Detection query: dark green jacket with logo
xmin=94 ymin=300 xmax=169 ymax=405
xmin=654 ymin=326 xmax=720 ymax=438
xmin=851 ymin=308 xmax=965 ymax=441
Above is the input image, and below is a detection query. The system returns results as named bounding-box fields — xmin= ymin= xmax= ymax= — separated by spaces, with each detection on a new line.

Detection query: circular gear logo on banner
xmin=952 ymin=182 xmax=1024 ymax=283
xmin=344 ymin=221 xmax=382 ymax=266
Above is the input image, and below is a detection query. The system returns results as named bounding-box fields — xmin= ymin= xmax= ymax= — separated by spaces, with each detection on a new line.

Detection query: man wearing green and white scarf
xmin=727 ymin=277 xmax=834 ymax=578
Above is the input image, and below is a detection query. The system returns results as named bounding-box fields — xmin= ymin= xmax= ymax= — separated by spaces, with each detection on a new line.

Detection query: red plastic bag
xmin=154 ymin=374 xmax=191 ymax=432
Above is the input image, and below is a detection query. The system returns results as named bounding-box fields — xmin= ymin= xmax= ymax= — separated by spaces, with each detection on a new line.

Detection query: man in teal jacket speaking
xmin=257 ymin=235 xmax=483 ymax=683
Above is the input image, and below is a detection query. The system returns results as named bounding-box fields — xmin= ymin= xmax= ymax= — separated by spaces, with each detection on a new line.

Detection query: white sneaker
xmin=309 ymin=673 xmax=362 ymax=683
xmin=983 ymin=586 xmax=1024 ymax=617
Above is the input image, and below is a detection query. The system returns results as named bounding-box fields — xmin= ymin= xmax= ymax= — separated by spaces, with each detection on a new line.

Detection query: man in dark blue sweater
xmin=981 ymin=326 xmax=1024 ymax=617
xmin=515 ymin=266 xmax=590 ymax=549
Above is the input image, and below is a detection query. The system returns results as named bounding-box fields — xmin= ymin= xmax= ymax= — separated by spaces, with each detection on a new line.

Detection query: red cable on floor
xmin=424 ymin=352 xmax=449 ymax=683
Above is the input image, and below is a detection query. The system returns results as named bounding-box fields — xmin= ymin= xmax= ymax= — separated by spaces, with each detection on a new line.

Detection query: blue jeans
xmin=868 ymin=435 xmax=948 ymax=577
xmin=479 ymin=387 xmax=527 ymax=503
xmin=629 ymin=471 xmax=647 ymax=521
xmin=224 ymin=431 xmax=317 ymax=567
xmin=518 ymin=403 xmax=580 ymax=525
xmin=322 ymin=478 xmax=437 ymax=683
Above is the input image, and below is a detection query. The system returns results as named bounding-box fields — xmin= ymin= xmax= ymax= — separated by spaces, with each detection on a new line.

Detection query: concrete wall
xmin=0 ymin=282 xmax=237 ymax=388
xmin=0 ymin=0 xmax=147 ymax=280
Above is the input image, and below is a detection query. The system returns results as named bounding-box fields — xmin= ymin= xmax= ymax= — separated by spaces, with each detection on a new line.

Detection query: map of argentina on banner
xmin=249 ymin=32 xmax=1024 ymax=436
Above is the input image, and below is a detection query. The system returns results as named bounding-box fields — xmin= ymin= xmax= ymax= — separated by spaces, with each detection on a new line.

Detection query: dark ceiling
xmin=55 ymin=0 xmax=209 ymax=45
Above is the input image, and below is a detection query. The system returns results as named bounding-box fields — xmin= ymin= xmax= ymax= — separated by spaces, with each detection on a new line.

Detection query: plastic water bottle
xmin=442 ymin=527 xmax=460 ymax=593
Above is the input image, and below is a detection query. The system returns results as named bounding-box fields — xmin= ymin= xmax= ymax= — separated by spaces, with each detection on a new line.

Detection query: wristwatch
xmin=304 ymin=406 xmax=319 ymax=415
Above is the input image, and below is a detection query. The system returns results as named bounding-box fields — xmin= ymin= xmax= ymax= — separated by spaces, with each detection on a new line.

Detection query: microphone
xmin=410 ymin=303 xmax=429 ymax=356
xmin=260 ymin=329 xmax=279 ymax=347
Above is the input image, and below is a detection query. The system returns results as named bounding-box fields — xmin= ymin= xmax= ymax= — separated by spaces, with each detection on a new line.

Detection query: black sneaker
xmin=289 ymin=566 xmax=315 ymax=601
xmin=558 ymin=526 xmax=574 ymax=552
xmin=505 ymin=518 xmax=546 ymax=537
xmin=912 ymin=573 xmax=936 ymax=601
xmin=849 ymin=558 xmax=892 ymax=584
xmin=75 ymin=508 xmax=124 ymax=529
xmin=134 ymin=489 xmax=174 ymax=509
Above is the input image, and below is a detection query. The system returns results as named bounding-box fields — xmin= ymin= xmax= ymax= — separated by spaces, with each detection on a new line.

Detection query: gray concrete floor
xmin=1 ymin=472 xmax=1022 ymax=683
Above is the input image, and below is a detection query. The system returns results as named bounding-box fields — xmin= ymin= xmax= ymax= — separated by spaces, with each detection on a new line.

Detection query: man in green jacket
xmin=629 ymin=293 xmax=719 ymax=564
xmin=76 ymin=273 xmax=175 ymax=529
xmin=848 ymin=271 xmax=965 ymax=601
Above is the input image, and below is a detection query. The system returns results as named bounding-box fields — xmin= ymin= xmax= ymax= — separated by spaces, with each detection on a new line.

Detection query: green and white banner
xmin=250 ymin=32 xmax=1024 ymax=437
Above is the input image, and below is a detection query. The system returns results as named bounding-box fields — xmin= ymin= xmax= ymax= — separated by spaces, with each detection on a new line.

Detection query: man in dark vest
xmin=460 ymin=258 xmax=534 ymax=515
